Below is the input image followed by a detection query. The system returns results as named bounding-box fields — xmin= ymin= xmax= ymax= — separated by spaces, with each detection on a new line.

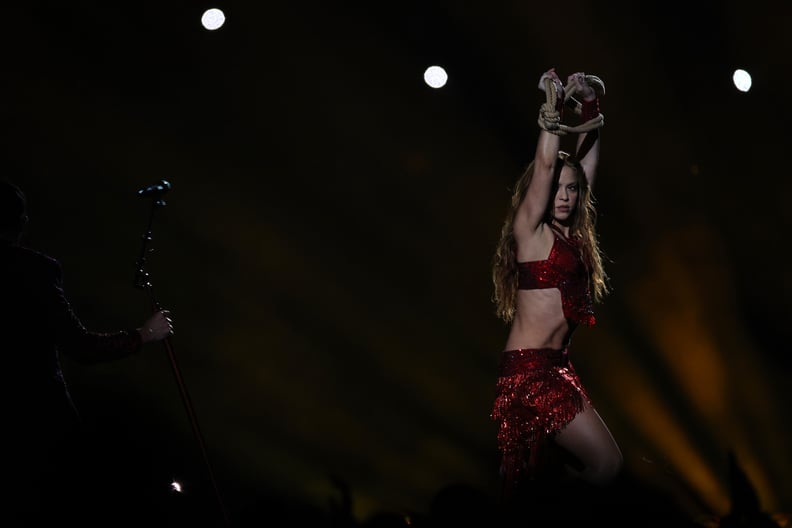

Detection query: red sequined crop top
xmin=517 ymin=225 xmax=595 ymax=326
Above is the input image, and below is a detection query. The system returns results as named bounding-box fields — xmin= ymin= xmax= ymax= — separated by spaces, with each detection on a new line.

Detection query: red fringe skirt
xmin=490 ymin=347 xmax=592 ymax=491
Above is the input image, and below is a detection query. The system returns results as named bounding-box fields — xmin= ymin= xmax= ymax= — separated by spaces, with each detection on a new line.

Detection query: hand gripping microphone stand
xmin=134 ymin=180 xmax=230 ymax=526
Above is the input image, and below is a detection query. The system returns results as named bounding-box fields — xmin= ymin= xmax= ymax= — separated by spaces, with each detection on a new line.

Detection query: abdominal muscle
xmin=504 ymin=288 xmax=575 ymax=351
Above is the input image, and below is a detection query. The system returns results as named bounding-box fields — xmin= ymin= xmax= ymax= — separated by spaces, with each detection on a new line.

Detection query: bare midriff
xmin=504 ymin=288 xmax=576 ymax=351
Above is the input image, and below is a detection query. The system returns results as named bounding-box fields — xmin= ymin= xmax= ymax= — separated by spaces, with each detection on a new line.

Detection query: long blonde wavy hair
xmin=491 ymin=151 xmax=609 ymax=323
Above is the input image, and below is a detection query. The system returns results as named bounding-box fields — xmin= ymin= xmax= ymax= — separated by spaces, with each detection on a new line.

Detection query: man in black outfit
xmin=0 ymin=180 xmax=173 ymax=524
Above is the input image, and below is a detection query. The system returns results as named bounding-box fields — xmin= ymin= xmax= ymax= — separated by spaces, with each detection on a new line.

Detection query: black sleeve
xmin=45 ymin=259 xmax=143 ymax=365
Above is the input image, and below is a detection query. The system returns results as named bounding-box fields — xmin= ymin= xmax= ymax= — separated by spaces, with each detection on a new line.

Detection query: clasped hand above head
xmin=538 ymin=68 xmax=596 ymax=101
xmin=538 ymin=67 xmax=563 ymax=96
xmin=138 ymin=309 xmax=174 ymax=343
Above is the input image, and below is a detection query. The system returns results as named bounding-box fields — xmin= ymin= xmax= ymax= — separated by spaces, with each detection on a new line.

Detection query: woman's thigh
xmin=554 ymin=401 xmax=622 ymax=480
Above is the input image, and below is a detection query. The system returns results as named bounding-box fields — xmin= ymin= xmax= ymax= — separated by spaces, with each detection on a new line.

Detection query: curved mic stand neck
xmin=134 ymin=197 xmax=167 ymax=303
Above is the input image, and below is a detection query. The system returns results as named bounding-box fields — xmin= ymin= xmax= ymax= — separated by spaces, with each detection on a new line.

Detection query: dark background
xmin=3 ymin=0 xmax=791 ymax=525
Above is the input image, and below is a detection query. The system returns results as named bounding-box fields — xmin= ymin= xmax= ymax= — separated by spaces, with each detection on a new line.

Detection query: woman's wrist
xmin=581 ymin=97 xmax=600 ymax=122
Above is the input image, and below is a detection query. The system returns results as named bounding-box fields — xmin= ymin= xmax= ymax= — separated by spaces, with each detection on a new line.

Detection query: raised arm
xmin=514 ymin=68 xmax=564 ymax=233
xmin=568 ymin=72 xmax=602 ymax=189
xmin=577 ymin=129 xmax=600 ymax=189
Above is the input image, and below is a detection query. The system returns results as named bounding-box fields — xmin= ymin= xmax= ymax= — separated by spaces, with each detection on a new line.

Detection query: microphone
xmin=137 ymin=179 xmax=172 ymax=198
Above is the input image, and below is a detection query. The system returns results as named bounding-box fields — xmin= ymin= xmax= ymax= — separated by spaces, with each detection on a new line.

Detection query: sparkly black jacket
xmin=0 ymin=241 xmax=141 ymax=431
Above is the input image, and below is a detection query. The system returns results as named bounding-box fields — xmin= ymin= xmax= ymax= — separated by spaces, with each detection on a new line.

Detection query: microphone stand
xmin=134 ymin=190 xmax=231 ymax=527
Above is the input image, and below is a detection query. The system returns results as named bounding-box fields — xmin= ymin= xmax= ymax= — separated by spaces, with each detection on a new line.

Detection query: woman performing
xmin=490 ymin=68 xmax=622 ymax=498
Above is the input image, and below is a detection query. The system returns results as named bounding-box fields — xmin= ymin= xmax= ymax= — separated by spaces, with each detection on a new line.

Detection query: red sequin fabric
xmin=490 ymin=347 xmax=592 ymax=492
xmin=516 ymin=227 xmax=595 ymax=327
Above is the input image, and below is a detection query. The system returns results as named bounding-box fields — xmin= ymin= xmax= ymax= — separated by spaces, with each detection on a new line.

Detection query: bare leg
xmin=554 ymin=400 xmax=622 ymax=486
